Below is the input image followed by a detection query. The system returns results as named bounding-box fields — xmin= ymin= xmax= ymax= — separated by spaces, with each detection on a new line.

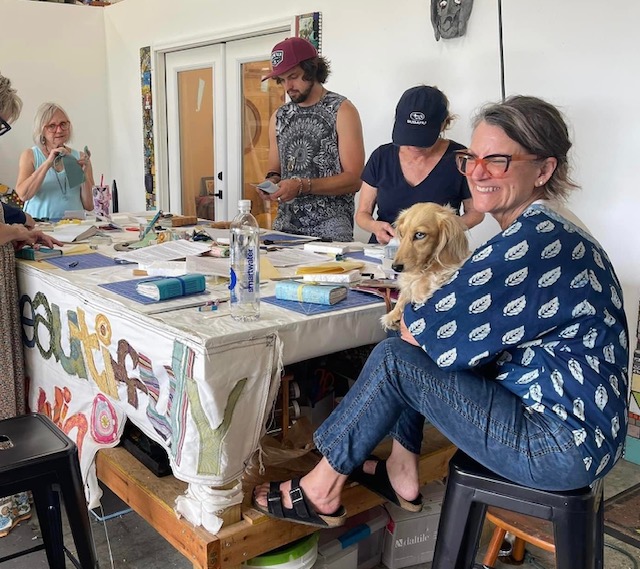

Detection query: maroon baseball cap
xmin=262 ymin=37 xmax=318 ymax=81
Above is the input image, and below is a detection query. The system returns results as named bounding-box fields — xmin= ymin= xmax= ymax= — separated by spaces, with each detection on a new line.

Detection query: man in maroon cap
xmin=260 ymin=37 xmax=364 ymax=242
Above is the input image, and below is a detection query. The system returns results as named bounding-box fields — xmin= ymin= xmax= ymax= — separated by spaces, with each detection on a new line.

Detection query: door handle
xmin=213 ymin=189 xmax=223 ymax=199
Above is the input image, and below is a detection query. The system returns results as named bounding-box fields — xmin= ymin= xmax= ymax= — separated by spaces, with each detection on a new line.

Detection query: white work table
xmin=16 ymin=219 xmax=386 ymax=532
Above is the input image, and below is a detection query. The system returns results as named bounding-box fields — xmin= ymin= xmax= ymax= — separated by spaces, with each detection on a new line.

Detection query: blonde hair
xmin=0 ymin=72 xmax=23 ymax=123
xmin=32 ymin=102 xmax=73 ymax=145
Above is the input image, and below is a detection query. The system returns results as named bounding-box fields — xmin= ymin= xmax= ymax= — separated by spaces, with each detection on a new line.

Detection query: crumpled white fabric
xmin=174 ymin=481 xmax=244 ymax=534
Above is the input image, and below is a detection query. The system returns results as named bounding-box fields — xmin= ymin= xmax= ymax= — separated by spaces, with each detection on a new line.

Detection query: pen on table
xmin=68 ymin=261 xmax=79 ymax=268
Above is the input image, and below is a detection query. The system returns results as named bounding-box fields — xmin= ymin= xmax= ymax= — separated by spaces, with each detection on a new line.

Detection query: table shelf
xmin=97 ymin=427 xmax=455 ymax=569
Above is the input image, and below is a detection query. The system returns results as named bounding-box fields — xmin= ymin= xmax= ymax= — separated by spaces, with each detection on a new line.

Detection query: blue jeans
xmin=314 ymin=338 xmax=592 ymax=491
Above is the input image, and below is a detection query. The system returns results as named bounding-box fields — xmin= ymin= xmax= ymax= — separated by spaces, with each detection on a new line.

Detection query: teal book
xmin=136 ymin=274 xmax=206 ymax=301
xmin=275 ymin=280 xmax=348 ymax=305
xmin=15 ymin=247 xmax=63 ymax=260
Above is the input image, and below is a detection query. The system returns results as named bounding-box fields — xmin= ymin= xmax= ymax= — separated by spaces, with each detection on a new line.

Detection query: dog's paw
xmin=381 ymin=313 xmax=400 ymax=331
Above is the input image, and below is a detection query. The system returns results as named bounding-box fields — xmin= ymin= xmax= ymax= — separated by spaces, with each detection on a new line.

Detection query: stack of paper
xmin=303 ymin=242 xmax=364 ymax=255
xmin=363 ymin=245 xmax=385 ymax=259
xmin=136 ymin=274 xmax=206 ymax=301
xmin=302 ymin=270 xmax=362 ymax=284
xmin=275 ymin=281 xmax=348 ymax=305
xmin=295 ymin=260 xmax=364 ymax=275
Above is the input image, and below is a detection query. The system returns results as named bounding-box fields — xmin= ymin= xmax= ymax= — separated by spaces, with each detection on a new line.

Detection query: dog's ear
xmin=394 ymin=208 xmax=408 ymax=238
xmin=432 ymin=213 xmax=470 ymax=267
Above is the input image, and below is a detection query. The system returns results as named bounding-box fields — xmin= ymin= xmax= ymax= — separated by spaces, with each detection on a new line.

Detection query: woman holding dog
xmin=253 ymin=96 xmax=628 ymax=529
xmin=355 ymin=85 xmax=484 ymax=244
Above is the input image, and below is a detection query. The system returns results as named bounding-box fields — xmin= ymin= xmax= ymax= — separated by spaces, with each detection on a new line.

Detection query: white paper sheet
xmin=114 ymin=241 xmax=212 ymax=264
xmin=263 ymin=249 xmax=328 ymax=267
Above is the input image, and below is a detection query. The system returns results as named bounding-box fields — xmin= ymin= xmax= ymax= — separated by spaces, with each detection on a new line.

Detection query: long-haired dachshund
xmin=382 ymin=203 xmax=470 ymax=331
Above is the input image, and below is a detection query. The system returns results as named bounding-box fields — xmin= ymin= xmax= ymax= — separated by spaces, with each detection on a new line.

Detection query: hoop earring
xmin=40 ymin=135 xmax=46 ymax=144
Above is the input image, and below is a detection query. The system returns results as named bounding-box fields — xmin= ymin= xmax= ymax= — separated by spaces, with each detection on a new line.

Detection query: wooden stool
xmin=483 ymin=507 xmax=555 ymax=565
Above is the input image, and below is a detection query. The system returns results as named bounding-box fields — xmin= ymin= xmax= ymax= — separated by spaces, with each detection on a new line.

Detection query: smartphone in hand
xmin=252 ymin=180 xmax=279 ymax=194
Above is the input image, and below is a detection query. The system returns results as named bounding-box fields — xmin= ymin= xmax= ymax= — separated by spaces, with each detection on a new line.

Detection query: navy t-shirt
xmin=1 ymin=202 xmax=26 ymax=225
xmin=361 ymin=141 xmax=470 ymax=228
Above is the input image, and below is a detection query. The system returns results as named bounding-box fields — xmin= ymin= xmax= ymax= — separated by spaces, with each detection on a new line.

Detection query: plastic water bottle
xmin=229 ymin=199 xmax=260 ymax=321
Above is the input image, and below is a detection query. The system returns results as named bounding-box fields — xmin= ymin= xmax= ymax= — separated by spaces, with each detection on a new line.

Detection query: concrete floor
xmin=0 ymin=458 xmax=638 ymax=568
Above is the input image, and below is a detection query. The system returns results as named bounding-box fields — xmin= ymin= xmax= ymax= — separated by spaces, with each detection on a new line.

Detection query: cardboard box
xmin=381 ymin=481 xmax=445 ymax=569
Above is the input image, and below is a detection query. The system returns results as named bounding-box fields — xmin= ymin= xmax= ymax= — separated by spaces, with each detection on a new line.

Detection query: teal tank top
xmin=23 ymin=146 xmax=85 ymax=220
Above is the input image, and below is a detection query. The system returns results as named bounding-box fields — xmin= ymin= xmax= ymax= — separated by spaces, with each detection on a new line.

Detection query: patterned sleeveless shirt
xmin=272 ymin=91 xmax=355 ymax=242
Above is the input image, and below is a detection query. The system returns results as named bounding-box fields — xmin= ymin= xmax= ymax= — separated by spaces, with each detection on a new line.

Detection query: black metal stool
xmin=432 ymin=450 xmax=604 ymax=569
xmin=0 ymin=413 xmax=98 ymax=568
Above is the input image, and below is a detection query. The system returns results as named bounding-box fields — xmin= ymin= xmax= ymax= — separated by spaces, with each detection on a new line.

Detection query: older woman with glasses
xmin=252 ymin=95 xmax=629 ymax=529
xmin=16 ymin=102 xmax=94 ymax=220
xmin=0 ymin=73 xmax=63 ymax=537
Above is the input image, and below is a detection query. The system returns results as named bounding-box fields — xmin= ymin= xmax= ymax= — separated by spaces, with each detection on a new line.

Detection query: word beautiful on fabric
xmin=20 ymin=291 xmax=246 ymax=476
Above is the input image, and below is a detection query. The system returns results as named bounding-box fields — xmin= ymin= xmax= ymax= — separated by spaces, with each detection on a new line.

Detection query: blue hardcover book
xmin=275 ymin=280 xmax=348 ymax=305
xmin=136 ymin=274 xmax=206 ymax=301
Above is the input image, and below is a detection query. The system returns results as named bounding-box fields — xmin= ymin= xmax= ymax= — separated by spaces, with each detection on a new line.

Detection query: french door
xmin=164 ymin=32 xmax=287 ymax=223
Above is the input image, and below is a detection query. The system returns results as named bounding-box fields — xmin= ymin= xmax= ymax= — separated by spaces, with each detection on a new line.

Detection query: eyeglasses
xmin=455 ymin=151 xmax=541 ymax=178
xmin=44 ymin=121 xmax=70 ymax=133
xmin=0 ymin=117 xmax=11 ymax=137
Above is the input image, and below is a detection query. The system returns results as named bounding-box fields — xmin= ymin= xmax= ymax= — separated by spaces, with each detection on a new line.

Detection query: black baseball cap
xmin=392 ymin=86 xmax=448 ymax=148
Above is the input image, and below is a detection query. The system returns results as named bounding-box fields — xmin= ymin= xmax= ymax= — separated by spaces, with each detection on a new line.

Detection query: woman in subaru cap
xmin=356 ymin=85 xmax=483 ymax=244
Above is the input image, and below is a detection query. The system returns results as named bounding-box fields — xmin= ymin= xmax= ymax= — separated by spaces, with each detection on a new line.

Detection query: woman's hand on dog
xmin=400 ymin=319 xmax=419 ymax=346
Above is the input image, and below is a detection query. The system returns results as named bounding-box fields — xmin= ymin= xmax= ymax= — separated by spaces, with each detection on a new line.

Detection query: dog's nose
xmin=392 ymin=263 xmax=404 ymax=272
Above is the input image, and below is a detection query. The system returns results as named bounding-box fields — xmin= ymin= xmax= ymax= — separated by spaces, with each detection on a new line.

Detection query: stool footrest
xmin=0 ymin=543 xmax=46 ymax=563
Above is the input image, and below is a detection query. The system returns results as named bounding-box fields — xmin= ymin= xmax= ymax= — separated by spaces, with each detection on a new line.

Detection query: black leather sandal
xmin=350 ymin=458 xmax=423 ymax=512
xmin=252 ymin=477 xmax=347 ymax=528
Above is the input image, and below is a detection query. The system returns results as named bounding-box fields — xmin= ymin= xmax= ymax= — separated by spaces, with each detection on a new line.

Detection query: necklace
xmin=44 ymin=146 xmax=69 ymax=195
xmin=55 ymin=168 xmax=68 ymax=196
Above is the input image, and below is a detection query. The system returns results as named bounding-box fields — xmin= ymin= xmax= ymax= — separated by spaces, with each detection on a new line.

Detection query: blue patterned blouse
xmin=404 ymin=202 xmax=629 ymax=480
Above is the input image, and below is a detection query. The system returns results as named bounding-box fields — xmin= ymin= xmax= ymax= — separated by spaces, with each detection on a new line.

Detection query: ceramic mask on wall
xmin=431 ymin=0 xmax=474 ymax=41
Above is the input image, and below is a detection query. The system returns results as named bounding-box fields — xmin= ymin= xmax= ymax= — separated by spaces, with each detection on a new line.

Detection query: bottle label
xmin=246 ymin=249 xmax=255 ymax=292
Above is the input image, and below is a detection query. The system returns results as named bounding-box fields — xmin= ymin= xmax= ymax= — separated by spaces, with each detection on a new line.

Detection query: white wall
xmin=100 ymin=0 xmax=501 ymax=222
xmin=0 ymin=0 xmax=109 ymax=189
xmin=1 ymin=0 xmax=638 ymax=347
xmin=502 ymin=0 xmax=640 ymax=370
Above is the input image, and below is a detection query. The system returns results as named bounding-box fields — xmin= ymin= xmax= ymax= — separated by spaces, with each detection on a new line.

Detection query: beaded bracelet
xmin=307 ymin=178 xmax=312 ymax=195
xmin=293 ymin=176 xmax=304 ymax=196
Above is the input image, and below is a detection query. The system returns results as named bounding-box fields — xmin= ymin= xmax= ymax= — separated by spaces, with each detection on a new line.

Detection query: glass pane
xmin=178 ymin=68 xmax=215 ymax=220
xmin=241 ymin=60 xmax=283 ymax=228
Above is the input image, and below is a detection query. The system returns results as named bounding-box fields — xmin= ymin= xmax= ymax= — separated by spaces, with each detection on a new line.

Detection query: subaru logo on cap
xmin=410 ymin=111 xmax=426 ymax=121
xmin=271 ymin=50 xmax=284 ymax=68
